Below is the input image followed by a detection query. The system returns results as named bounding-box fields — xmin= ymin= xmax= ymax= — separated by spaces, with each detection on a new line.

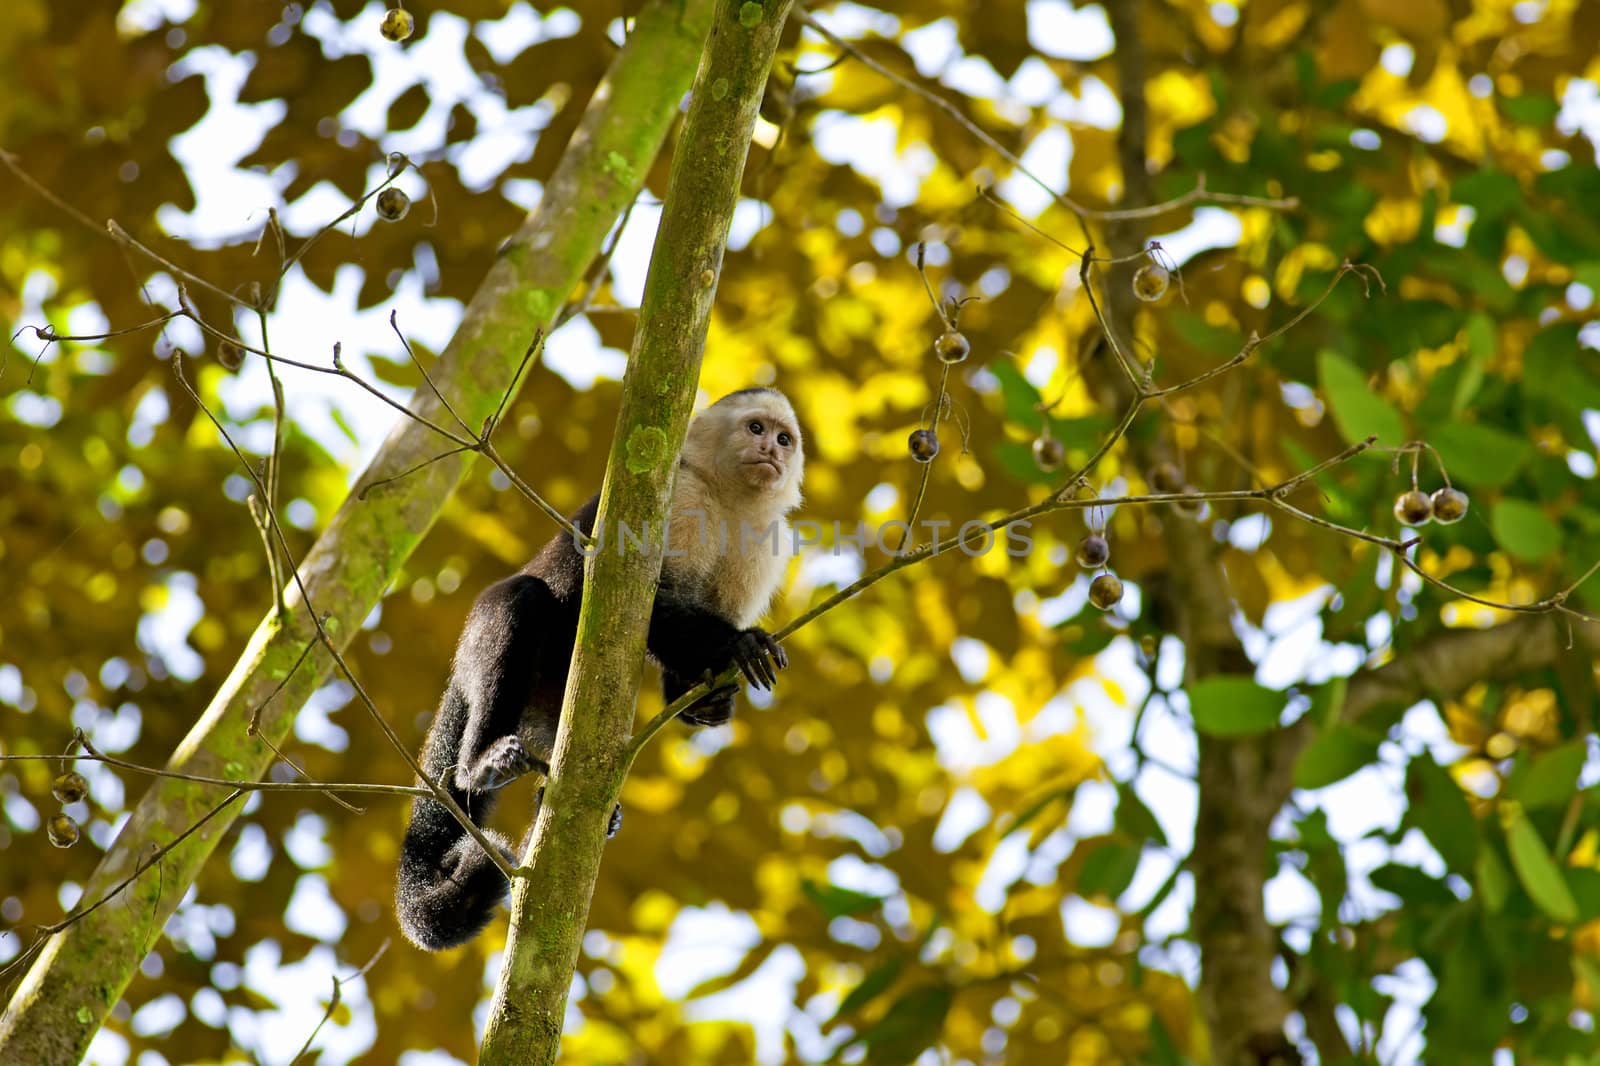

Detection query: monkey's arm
xmin=648 ymin=587 xmax=787 ymax=726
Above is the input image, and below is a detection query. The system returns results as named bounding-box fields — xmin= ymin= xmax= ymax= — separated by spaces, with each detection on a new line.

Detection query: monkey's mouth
xmin=747 ymin=459 xmax=782 ymax=477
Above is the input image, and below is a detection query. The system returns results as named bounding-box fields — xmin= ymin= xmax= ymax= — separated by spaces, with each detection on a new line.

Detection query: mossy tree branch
xmin=476 ymin=2 xmax=796 ymax=1061
xmin=0 ymin=2 xmax=714 ymax=1059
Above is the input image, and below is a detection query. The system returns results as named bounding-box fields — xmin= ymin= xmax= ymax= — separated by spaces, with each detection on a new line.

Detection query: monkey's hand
xmin=725 ymin=627 xmax=788 ymax=691
xmin=464 ymin=736 xmax=547 ymax=793
xmin=680 ymin=682 xmax=740 ymax=728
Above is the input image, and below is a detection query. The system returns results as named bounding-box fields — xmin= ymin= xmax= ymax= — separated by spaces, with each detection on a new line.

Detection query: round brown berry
xmin=908 ymin=428 xmax=939 ymax=463
xmin=1032 ymin=435 xmax=1064 ymax=471
xmin=375 ymin=187 xmax=410 ymax=222
xmin=1148 ymin=462 xmax=1184 ymax=494
xmin=934 ymin=330 xmax=970 ymax=364
xmin=48 ymin=813 xmax=81 ymax=849
xmin=380 ymin=7 xmax=414 ymax=41
xmin=1076 ymin=533 xmax=1110 ymax=569
xmin=51 ymin=771 xmax=88 ymax=805
xmin=217 ymin=340 xmax=244 ymax=371
xmin=1088 ymin=572 xmax=1124 ymax=611
xmin=1430 ymin=487 xmax=1469 ymax=524
xmin=1132 ymin=263 xmax=1170 ymax=302
xmin=1393 ymin=490 xmax=1432 ymax=527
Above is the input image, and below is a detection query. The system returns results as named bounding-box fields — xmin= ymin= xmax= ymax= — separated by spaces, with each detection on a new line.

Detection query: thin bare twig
xmin=794 ymin=10 xmax=1298 ymax=223
xmin=286 ymin=941 xmax=390 ymax=1066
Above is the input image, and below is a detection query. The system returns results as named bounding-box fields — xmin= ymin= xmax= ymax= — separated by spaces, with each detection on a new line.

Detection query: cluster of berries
xmin=46 ymin=769 xmax=88 ymax=849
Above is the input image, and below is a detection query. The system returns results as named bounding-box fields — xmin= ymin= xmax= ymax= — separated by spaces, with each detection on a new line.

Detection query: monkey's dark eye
xmin=748 ymin=420 xmax=764 ymax=435
xmin=777 ymin=432 xmax=792 ymax=447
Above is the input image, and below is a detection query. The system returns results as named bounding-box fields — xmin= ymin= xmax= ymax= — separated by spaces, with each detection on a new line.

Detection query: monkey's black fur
xmin=395 ymin=494 xmax=786 ymax=951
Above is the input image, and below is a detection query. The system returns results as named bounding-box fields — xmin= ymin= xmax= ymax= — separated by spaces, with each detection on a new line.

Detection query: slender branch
xmin=169 ymin=356 xmax=518 ymax=881
xmin=794 ymin=9 xmax=1298 ymax=223
xmin=0 ymin=748 xmax=427 ymax=799
xmin=1 ymin=791 xmax=244 ymax=992
xmin=285 ymin=941 xmax=390 ymax=1066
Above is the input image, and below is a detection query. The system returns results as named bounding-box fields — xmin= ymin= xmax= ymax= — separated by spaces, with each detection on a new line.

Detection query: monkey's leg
xmin=453 ymin=574 xmax=559 ymax=793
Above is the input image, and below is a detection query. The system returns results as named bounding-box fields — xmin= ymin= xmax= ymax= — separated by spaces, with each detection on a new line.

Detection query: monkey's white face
xmin=684 ymin=390 xmax=804 ymax=505
xmin=722 ymin=398 xmax=802 ymax=493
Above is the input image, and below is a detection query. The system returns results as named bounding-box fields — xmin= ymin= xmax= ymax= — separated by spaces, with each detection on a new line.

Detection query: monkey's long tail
xmin=395 ymin=780 xmax=516 ymax=952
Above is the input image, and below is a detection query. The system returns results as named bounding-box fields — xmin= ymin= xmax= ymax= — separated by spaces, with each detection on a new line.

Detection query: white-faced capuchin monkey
xmin=396 ymin=388 xmax=804 ymax=951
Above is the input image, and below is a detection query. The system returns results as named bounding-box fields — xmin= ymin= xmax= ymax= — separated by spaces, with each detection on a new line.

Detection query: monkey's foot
xmin=680 ymin=683 xmax=739 ymax=728
xmin=469 ymin=736 xmax=546 ymax=792
xmin=728 ymin=627 xmax=787 ymax=691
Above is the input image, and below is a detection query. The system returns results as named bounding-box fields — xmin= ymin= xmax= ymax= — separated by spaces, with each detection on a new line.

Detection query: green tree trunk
xmin=0 ymin=2 xmax=712 ymax=1060
xmin=476 ymin=2 xmax=796 ymax=1061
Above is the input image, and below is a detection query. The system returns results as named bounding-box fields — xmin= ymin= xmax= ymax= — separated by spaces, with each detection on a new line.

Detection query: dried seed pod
xmin=48 ymin=813 xmax=81 ymax=848
xmin=1132 ymin=263 xmax=1170 ymax=302
xmin=217 ymin=340 xmax=245 ymax=371
xmin=1393 ymin=490 xmax=1433 ymax=527
xmin=1032 ymin=435 xmax=1064 ymax=471
xmin=1088 ymin=572 xmax=1124 ymax=611
xmin=51 ymin=771 xmax=88 ymax=805
xmin=380 ymin=7 xmax=414 ymax=41
xmin=1148 ymin=462 xmax=1184 ymax=494
xmin=934 ymin=330 xmax=970 ymax=365
xmin=375 ymin=187 xmax=411 ymax=222
xmin=1076 ymin=533 xmax=1110 ymax=569
xmin=908 ymin=428 xmax=939 ymax=463
xmin=1430 ymin=487 xmax=1469 ymax=524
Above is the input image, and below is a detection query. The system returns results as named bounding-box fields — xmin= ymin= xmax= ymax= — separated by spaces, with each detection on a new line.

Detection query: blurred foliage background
xmin=4 ymin=0 xmax=1600 ymax=1063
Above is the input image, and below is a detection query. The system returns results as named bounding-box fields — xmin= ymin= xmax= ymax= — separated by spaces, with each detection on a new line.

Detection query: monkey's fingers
xmin=767 ymin=637 xmax=789 ymax=671
xmin=752 ymin=640 xmax=779 ymax=688
xmin=737 ymin=653 xmax=772 ymax=690
xmin=731 ymin=633 xmax=776 ymax=689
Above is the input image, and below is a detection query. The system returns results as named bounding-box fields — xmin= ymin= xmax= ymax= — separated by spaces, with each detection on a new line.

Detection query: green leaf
xmin=1567 ymin=867 xmax=1600 ymax=922
xmin=1317 ymin=350 xmax=1405 ymax=447
xmin=801 ymin=878 xmax=884 ymax=920
xmin=1293 ymin=726 xmax=1382 ymax=790
xmin=1078 ymin=840 xmax=1142 ymax=899
xmin=1490 ymin=499 xmax=1562 ymax=562
xmin=1146 ymin=1014 xmax=1193 ymax=1066
xmin=1575 ymin=262 xmax=1600 ymax=292
xmin=1475 ymin=846 xmax=1511 ymax=913
xmin=1115 ymin=783 xmax=1168 ymax=848
xmin=854 ymin=984 xmax=954 ymax=1064
xmin=1168 ymin=311 xmax=1242 ymax=356
xmin=1524 ymin=325 xmax=1600 ymax=413
xmin=330 ymin=406 xmax=362 ymax=448
xmin=1311 ymin=675 xmax=1347 ymax=729
xmin=1452 ymin=313 xmax=1494 ymax=414
xmin=1405 ymin=755 xmax=1478 ymax=873
xmin=1501 ymin=93 xmax=1559 ymax=125
xmin=986 ymin=358 xmax=1043 ymax=426
xmin=1505 ymin=809 xmax=1579 ymax=924
xmin=1188 ymin=675 xmax=1285 ymax=736
xmin=1452 ymin=168 xmax=1521 ymax=222
xmin=1371 ymin=863 xmax=1455 ymax=907
xmin=1506 ymin=740 xmax=1587 ymax=809
xmin=1429 ymin=421 xmax=1531 ymax=488
xmin=832 ymin=956 xmax=904 ymax=1020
